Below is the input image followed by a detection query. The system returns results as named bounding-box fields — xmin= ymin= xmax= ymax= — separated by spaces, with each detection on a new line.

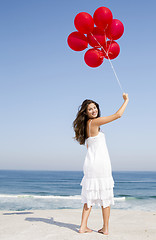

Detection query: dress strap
xmin=89 ymin=119 xmax=92 ymax=137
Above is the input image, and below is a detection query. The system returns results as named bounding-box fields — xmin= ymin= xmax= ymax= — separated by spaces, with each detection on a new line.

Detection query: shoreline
xmin=0 ymin=209 xmax=156 ymax=240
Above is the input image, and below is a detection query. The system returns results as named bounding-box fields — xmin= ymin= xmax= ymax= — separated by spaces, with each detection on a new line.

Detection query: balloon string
xmin=107 ymin=55 xmax=124 ymax=92
xmin=90 ymin=32 xmax=124 ymax=93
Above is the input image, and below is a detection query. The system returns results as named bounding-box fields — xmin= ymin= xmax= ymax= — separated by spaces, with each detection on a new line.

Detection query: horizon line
xmin=0 ymin=169 xmax=156 ymax=172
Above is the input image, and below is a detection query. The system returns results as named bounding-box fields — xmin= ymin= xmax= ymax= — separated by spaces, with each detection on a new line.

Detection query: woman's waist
xmin=87 ymin=141 xmax=107 ymax=148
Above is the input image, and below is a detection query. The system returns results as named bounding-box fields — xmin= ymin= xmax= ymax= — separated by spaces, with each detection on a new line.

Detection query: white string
xmin=107 ymin=57 xmax=124 ymax=92
xmin=90 ymin=32 xmax=124 ymax=93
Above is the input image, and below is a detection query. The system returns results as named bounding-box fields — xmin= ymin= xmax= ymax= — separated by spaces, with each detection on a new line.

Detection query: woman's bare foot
xmin=79 ymin=226 xmax=93 ymax=233
xmin=98 ymin=227 xmax=109 ymax=235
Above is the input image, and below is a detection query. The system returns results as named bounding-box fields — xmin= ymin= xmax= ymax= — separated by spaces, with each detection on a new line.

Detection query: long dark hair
xmin=73 ymin=99 xmax=101 ymax=145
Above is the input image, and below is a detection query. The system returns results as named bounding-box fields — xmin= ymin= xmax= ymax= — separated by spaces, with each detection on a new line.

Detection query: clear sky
xmin=0 ymin=0 xmax=156 ymax=171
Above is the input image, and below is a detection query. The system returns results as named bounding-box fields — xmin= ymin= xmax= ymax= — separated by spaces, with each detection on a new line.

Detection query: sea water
xmin=0 ymin=170 xmax=156 ymax=211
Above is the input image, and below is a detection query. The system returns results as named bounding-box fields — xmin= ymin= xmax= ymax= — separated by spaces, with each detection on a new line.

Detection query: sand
xmin=0 ymin=209 xmax=156 ymax=240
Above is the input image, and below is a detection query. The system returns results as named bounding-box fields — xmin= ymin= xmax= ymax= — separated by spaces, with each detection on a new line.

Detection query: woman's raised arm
xmin=92 ymin=93 xmax=129 ymax=127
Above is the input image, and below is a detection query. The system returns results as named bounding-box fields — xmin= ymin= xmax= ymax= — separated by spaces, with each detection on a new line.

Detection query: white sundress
xmin=80 ymin=119 xmax=115 ymax=208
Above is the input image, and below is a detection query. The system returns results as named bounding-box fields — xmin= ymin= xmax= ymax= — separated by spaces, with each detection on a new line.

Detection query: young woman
xmin=73 ymin=93 xmax=129 ymax=235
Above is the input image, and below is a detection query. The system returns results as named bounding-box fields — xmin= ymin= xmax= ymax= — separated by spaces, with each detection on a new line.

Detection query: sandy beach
xmin=0 ymin=208 xmax=155 ymax=240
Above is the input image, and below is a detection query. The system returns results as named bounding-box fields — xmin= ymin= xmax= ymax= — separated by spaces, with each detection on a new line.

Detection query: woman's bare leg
xmin=79 ymin=203 xmax=93 ymax=233
xmin=98 ymin=205 xmax=110 ymax=235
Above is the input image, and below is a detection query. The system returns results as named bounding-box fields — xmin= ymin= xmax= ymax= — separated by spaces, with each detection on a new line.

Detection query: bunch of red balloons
xmin=67 ymin=7 xmax=124 ymax=68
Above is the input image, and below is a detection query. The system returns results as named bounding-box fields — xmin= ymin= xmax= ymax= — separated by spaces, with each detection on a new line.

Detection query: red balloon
xmin=87 ymin=27 xmax=107 ymax=48
xmin=67 ymin=31 xmax=88 ymax=51
xmin=74 ymin=12 xmax=94 ymax=34
xmin=93 ymin=7 xmax=113 ymax=30
xmin=84 ymin=48 xmax=104 ymax=67
xmin=106 ymin=19 xmax=124 ymax=40
xmin=103 ymin=41 xmax=120 ymax=59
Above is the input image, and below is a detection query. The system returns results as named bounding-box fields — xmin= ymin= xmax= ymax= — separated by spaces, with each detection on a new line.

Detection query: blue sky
xmin=0 ymin=0 xmax=156 ymax=171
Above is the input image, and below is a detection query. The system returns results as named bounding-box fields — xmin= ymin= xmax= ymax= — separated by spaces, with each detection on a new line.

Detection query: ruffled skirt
xmin=80 ymin=176 xmax=115 ymax=208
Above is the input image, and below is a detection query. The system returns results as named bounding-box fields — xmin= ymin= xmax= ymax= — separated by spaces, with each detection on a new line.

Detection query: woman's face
xmin=86 ymin=103 xmax=98 ymax=119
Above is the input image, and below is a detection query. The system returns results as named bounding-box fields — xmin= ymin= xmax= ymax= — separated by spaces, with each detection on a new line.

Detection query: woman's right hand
xmin=123 ymin=93 xmax=129 ymax=101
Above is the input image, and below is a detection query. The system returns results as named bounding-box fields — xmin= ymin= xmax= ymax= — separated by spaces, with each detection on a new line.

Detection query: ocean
xmin=0 ymin=170 xmax=156 ymax=211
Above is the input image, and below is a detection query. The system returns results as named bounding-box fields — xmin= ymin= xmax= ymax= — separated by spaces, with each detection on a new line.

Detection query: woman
xmin=73 ymin=93 xmax=129 ymax=234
